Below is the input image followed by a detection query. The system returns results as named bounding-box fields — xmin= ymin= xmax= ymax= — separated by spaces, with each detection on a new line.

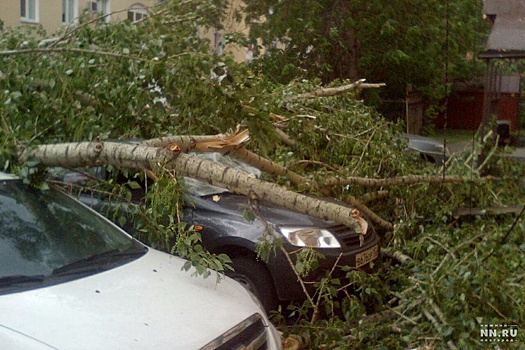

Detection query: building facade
xmin=0 ymin=0 xmax=155 ymax=34
xmin=0 ymin=0 xmax=254 ymax=63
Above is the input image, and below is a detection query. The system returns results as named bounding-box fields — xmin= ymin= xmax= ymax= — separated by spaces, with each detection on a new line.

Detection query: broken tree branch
xmin=145 ymin=131 xmax=309 ymax=186
xmin=344 ymin=194 xmax=393 ymax=231
xmin=381 ymin=248 xmax=411 ymax=264
xmin=0 ymin=47 xmax=146 ymax=61
xmin=144 ymin=130 xmax=393 ymax=230
xmin=297 ymin=79 xmax=385 ymax=99
xmin=324 ymin=174 xmax=472 ymax=187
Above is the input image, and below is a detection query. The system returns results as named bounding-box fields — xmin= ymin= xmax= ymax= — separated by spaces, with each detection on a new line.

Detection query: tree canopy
xmin=242 ymin=0 xmax=490 ymax=117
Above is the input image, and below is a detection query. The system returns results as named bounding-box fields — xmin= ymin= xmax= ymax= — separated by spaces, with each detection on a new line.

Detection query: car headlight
xmin=279 ymin=227 xmax=341 ymax=248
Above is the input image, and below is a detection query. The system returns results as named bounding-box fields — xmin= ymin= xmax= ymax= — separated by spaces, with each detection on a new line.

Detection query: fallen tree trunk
xmin=27 ymin=141 xmax=365 ymax=231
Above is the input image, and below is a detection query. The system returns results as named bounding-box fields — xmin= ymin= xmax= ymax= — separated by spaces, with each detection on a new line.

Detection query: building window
xmin=214 ymin=30 xmax=224 ymax=55
xmin=21 ymin=0 xmax=39 ymax=23
xmin=87 ymin=1 xmax=109 ymax=15
xmin=97 ymin=0 xmax=109 ymax=15
xmin=128 ymin=4 xmax=147 ymax=23
xmin=87 ymin=0 xmax=110 ymax=22
xmin=62 ymin=0 xmax=78 ymax=24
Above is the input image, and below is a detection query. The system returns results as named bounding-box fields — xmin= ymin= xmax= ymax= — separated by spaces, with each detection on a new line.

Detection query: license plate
xmin=355 ymin=245 xmax=379 ymax=268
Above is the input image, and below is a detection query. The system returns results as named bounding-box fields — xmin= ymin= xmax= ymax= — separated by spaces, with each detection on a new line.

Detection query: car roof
xmin=407 ymin=133 xmax=441 ymax=143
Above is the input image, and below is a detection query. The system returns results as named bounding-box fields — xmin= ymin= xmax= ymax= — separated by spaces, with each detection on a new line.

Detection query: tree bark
xmin=143 ymin=132 xmax=394 ymax=230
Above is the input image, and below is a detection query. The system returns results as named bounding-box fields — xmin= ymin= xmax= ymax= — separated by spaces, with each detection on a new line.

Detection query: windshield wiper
xmin=0 ymin=274 xmax=46 ymax=288
xmin=52 ymin=246 xmax=147 ymax=276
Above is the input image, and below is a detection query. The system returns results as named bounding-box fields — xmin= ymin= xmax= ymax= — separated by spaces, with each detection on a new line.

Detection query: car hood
xmin=0 ymin=249 xmax=268 ymax=350
xmin=407 ymin=134 xmax=449 ymax=154
xmin=191 ymin=193 xmax=340 ymax=228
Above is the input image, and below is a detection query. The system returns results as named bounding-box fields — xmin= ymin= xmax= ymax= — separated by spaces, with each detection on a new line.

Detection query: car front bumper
xmin=267 ymin=232 xmax=381 ymax=301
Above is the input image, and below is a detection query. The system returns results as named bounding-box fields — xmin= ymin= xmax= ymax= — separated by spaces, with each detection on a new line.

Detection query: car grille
xmin=329 ymin=223 xmax=375 ymax=248
xmin=200 ymin=313 xmax=269 ymax=350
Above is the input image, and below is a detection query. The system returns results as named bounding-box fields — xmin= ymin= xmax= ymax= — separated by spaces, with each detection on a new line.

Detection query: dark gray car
xmin=49 ymin=152 xmax=381 ymax=311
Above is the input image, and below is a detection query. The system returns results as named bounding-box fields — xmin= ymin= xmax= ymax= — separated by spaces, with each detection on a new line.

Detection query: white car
xmin=0 ymin=172 xmax=282 ymax=350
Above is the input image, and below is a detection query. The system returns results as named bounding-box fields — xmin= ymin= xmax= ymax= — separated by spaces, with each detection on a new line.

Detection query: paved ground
xmin=510 ymin=147 xmax=525 ymax=161
xmin=447 ymin=140 xmax=473 ymax=154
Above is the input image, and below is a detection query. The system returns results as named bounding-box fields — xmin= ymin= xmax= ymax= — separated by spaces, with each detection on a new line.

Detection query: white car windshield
xmin=0 ymin=178 xmax=144 ymax=284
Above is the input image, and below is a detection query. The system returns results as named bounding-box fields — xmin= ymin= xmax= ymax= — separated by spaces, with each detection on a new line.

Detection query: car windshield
xmin=0 ymin=178 xmax=144 ymax=282
xmin=184 ymin=152 xmax=262 ymax=197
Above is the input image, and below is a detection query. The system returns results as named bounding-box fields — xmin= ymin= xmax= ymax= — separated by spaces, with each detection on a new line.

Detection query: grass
xmin=432 ymin=129 xmax=478 ymax=143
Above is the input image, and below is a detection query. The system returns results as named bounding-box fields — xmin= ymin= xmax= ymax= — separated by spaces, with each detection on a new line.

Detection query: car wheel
xmin=420 ymin=153 xmax=436 ymax=163
xmin=228 ymin=257 xmax=279 ymax=312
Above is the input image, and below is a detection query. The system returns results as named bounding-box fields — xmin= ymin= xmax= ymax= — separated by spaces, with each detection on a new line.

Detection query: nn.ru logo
xmin=480 ymin=324 xmax=518 ymax=342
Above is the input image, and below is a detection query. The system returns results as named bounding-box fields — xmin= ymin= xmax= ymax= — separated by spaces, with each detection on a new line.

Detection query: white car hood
xmin=0 ymin=249 xmax=267 ymax=350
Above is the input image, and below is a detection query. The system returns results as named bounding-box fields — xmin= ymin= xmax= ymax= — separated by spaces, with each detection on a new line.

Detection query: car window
xmin=47 ymin=166 xmax=106 ymax=184
xmin=0 ymin=179 xmax=138 ymax=279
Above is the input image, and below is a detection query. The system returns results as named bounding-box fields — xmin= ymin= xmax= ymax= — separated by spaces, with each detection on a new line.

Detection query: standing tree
xmin=242 ymin=0 xmax=489 ymax=118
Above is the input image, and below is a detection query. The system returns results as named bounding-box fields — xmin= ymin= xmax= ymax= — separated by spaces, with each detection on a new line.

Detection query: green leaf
xmin=182 ymin=260 xmax=192 ymax=272
xmin=127 ymin=180 xmax=142 ymax=189
xmin=295 ymin=261 xmax=304 ymax=274
xmin=11 ymin=91 xmax=22 ymax=99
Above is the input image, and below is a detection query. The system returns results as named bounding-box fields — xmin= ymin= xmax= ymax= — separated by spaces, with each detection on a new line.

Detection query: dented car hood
xmin=188 ymin=192 xmax=340 ymax=228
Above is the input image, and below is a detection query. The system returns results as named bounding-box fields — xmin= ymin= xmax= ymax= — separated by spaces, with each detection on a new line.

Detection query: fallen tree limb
xmin=324 ymin=174 xmax=470 ymax=187
xmin=143 ymin=134 xmax=229 ymax=150
xmin=145 ymin=132 xmax=309 ymax=186
xmin=143 ymin=127 xmax=250 ymax=152
xmin=422 ymin=308 xmax=457 ymax=350
xmin=274 ymin=127 xmax=296 ymax=146
xmin=227 ymin=147 xmax=309 ymax=186
xmin=360 ymin=190 xmax=390 ymax=203
xmin=26 ymin=141 xmax=366 ymax=231
xmin=297 ymin=79 xmax=386 ymax=99
xmin=344 ymin=194 xmax=393 ymax=231
xmin=381 ymin=248 xmax=411 ymax=264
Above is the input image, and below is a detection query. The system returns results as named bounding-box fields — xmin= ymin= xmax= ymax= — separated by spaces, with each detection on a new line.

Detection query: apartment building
xmin=0 ymin=0 xmax=254 ymax=63
xmin=0 ymin=0 xmax=156 ymax=34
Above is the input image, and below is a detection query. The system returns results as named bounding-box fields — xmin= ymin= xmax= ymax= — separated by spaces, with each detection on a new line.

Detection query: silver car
xmin=407 ymin=134 xmax=450 ymax=165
